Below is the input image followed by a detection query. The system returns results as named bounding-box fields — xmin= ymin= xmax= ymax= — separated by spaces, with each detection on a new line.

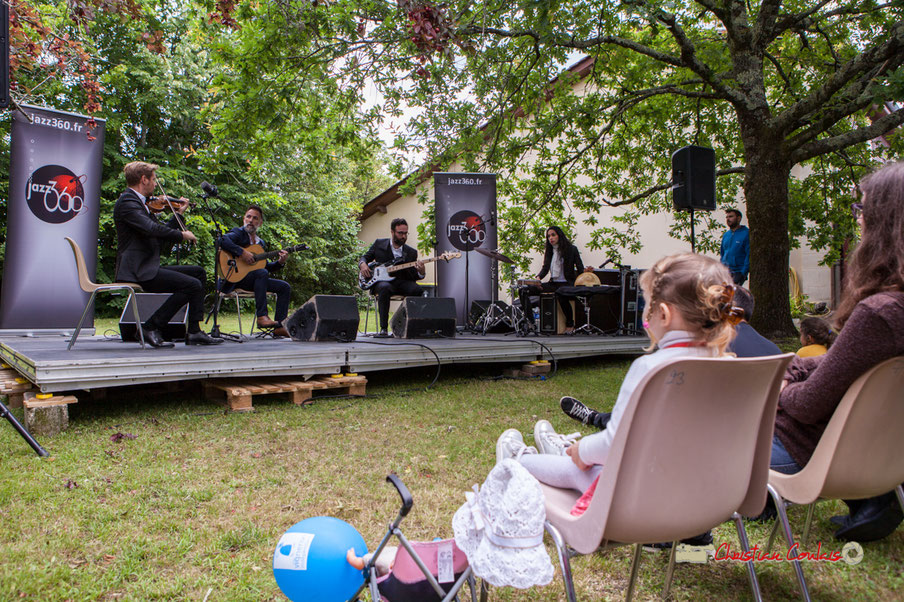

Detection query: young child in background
xmin=796 ymin=317 xmax=836 ymax=358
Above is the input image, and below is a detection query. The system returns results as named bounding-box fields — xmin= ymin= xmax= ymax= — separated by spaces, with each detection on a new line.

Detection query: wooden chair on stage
xmin=65 ymin=237 xmax=145 ymax=350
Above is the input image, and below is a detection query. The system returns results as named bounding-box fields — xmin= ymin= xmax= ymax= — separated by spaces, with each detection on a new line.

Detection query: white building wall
xmin=359 ymin=75 xmax=833 ymax=306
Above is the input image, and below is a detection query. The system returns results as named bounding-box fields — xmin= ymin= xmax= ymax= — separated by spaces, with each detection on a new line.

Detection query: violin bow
xmin=155 ymin=180 xmax=187 ymax=232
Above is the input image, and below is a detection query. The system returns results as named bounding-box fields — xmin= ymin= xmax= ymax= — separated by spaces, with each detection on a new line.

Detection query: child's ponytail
xmin=639 ymin=253 xmax=741 ymax=356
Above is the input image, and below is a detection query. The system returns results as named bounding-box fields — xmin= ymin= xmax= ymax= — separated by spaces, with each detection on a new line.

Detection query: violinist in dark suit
xmin=113 ymin=161 xmax=221 ymax=347
xmin=358 ymin=218 xmax=425 ymax=336
xmin=218 ymin=205 xmax=291 ymax=337
xmin=519 ymin=226 xmax=586 ymax=334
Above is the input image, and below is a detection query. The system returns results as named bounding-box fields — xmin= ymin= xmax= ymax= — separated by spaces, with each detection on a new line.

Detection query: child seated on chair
xmin=796 ymin=316 xmax=835 ymax=358
xmin=496 ymin=253 xmax=741 ymax=519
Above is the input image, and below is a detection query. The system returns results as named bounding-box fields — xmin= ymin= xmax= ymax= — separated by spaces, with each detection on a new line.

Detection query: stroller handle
xmin=386 ymin=474 xmax=414 ymax=517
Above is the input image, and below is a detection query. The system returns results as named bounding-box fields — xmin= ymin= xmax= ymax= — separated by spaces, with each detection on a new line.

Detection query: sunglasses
xmin=851 ymin=202 xmax=864 ymax=220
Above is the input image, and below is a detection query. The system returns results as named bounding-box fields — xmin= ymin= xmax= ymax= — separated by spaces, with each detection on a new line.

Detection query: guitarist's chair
xmin=363 ymin=292 xmax=406 ymax=336
xmin=217 ymin=288 xmax=278 ymax=338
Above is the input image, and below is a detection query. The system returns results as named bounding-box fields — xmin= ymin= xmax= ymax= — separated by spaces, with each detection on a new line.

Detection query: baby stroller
xmin=348 ymin=474 xmax=487 ymax=602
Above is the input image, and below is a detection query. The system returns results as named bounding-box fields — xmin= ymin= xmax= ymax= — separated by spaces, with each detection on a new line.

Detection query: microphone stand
xmin=198 ymin=192 xmax=244 ymax=342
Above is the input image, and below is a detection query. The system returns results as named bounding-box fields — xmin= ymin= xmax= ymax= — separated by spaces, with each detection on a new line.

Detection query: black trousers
xmin=139 ymin=265 xmax=206 ymax=332
xmin=519 ymin=281 xmax=574 ymax=327
xmin=372 ymin=279 xmax=423 ymax=331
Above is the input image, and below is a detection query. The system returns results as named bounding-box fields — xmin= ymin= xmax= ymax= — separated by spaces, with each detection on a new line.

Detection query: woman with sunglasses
xmin=772 ymin=161 xmax=904 ymax=540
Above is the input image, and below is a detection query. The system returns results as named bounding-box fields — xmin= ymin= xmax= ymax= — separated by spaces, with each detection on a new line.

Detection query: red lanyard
xmin=662 ymin=341 xmax=707 ymax=349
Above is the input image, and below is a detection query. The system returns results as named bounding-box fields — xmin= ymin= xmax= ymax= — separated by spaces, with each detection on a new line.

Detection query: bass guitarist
xmin=218 ymin=205 xmax=291 ymax=337
xmin=358 ymin=218 xmax=425 ymax=337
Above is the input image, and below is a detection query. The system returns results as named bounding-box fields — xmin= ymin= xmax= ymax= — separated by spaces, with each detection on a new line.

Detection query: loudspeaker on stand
xmin=671 ymin=145 xmax=716 ymax=211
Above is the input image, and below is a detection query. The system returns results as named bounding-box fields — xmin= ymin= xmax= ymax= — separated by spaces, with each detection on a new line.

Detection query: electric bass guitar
xmin=217 ymin=243 xmax=308 ymax=283
xmin=359 ymin=251 xmax=461 ymax=290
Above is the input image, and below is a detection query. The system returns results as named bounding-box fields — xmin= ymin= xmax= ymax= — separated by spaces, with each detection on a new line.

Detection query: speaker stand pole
xmin=690 ymin=207 xmax=696 ymax=254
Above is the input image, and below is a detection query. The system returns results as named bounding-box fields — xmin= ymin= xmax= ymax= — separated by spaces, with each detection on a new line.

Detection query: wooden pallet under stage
xmin=202 ymin=374 xmax=367 ymax=412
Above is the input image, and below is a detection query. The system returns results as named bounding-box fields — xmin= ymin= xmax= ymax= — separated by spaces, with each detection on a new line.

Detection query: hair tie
xmin=718 ymin=283 xmax=745 ymax=325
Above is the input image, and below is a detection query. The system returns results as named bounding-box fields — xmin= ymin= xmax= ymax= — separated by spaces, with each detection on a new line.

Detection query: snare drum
xmin=517 ymin=278 xmax=542 ymax=288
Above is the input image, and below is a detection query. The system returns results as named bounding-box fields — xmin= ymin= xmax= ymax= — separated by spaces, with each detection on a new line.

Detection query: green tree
xmin=212 ymin=0 xmax=904 ymax=335
xmin=3 ymin=0 xmax=392 ymax=315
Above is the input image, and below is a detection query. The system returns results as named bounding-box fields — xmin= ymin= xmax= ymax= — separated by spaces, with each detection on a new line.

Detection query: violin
xmin=146 ymin=195 xmax=194 ymax=213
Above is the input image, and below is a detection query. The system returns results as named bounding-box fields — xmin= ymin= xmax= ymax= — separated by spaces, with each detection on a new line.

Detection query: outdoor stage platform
xmin=0 ymin=332 xmax=649 ymax=393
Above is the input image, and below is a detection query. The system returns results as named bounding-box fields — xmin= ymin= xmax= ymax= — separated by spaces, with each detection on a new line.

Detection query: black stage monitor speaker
xmin=672 ymin=145 xmax=716 ymax=211
xmin=119 ymin=293 xmax=188 ymax=342
xmin=539 ymin=293 xmax=557 ymax=333
xmin=391 ymin=297 xmax=456 ymax=338
xmin=285 ymin=295 xmax=359 ymax=342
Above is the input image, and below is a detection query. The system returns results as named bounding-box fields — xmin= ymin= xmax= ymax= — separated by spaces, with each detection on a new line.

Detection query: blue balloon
xmin=273 ymin=516 xmax=367 ymax=602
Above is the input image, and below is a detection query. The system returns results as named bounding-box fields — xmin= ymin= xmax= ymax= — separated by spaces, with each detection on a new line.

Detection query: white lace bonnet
xmin=452 ymin=459 xmax=554 ymax=588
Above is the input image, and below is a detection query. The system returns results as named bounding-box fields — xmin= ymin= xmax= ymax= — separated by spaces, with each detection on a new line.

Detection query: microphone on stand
xmin=200 ymin=181 xmax=219 ymax=198
xmin=599 ymin=258 xmax=613 ymax=269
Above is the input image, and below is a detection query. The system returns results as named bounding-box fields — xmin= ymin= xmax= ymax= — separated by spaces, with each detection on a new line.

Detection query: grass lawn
xmin=1 ymin=327 xmax=901 ymax=600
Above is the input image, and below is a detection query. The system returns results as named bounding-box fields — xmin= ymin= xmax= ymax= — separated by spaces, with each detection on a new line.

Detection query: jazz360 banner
xmin=0 ymin=105 xmax=106 ymax=332
xmin=434 ymin=173 xmax=497 ymax=324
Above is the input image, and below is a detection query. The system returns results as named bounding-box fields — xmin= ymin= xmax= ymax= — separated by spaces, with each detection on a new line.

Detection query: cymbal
xmin=475 ymin=247 xmax=515 ymax=264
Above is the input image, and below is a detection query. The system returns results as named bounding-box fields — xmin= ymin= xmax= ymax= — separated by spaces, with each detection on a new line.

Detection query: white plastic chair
xmin=765 ymin=355 xmax=904 ymax=601
xmin=65 ymin=237 xmax=144 ymax=350
xmin=541 ymin=354 xmax=793 ymax=601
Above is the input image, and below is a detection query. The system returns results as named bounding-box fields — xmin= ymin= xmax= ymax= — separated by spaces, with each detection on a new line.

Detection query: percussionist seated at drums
xmin=519 ymin=226 xmax=591 ymax=334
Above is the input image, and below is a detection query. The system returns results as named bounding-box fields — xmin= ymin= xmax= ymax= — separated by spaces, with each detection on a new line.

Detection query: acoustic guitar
xmin=217 ymin=243 xmax=308 ymax=283
xmin=359 ymin=251 xmax=461 ymax=290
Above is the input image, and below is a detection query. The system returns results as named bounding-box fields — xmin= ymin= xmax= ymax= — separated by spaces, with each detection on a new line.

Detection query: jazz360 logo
xmin=446 ymin=210 xmax=486 ymax=251
xmin=25 ymin=165 xmax=88 ymax=224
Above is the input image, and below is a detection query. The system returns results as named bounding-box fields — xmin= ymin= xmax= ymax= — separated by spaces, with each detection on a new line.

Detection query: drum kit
xmin=471 ymin=248 xmax=636 ymax=337
xmin=473 ymin=248 xmax=536 ymax=335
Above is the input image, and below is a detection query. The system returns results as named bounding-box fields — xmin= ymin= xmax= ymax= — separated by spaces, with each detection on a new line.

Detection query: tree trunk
xmin=741 ymin=130 xmax=798 ymax=338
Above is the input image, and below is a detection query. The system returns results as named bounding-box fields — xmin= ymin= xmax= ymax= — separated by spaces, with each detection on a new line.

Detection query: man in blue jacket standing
xmin=720 ymin=208 xmax=750 ymax=285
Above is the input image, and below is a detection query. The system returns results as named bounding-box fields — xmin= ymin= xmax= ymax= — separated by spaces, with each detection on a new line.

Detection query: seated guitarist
xmin=218 ymin=205 xmax=291 ymax=337
xmin=358 ymin=218 xmax=425 ymax=336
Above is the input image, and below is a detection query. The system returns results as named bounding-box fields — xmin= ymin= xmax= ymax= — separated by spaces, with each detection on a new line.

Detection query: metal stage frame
xmin=0 ymin=333 xmax=649 ymax=393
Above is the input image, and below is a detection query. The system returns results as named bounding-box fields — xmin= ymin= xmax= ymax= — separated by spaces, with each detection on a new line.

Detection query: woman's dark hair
xmin=835 ymin=161 xmax=904 ymax=328
xmin=800 ymin=317 xmax=836 ymax=348
xmin=544 ymin=226 xmax=573 ymax=255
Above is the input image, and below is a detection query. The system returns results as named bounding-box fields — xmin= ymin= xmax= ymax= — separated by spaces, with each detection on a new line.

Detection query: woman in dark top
xmin=519 ymin=226 xmax=585 ymax=333
xmin=772 ymin=160 xmax=904 ymax=540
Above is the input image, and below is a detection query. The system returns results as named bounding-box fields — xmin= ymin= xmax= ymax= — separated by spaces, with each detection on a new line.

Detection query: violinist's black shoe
xmin=186 ymin=330 xmax=224 ymax=345
xmin=143 ymin=328 xmax=174 ymax=348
